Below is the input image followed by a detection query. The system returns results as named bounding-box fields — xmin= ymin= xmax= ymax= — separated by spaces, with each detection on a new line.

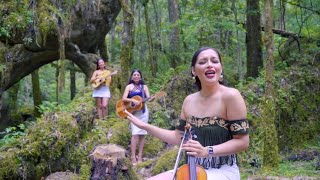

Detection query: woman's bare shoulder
xmin=125 ymin=84 xmax=134 ymax=90
xmin=221 ymin=86 xmax=242 ymax=100
xmin=184 ymin=92 xmax=198 ymax=102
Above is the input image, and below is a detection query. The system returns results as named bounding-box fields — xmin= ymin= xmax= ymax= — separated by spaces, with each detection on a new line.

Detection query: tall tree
xmin=143 ymin=1 xmax=157 ymax=78
xmin=168 ymin=0 xmax=180 ymax=68
xmin=246 ymin=0 xmax=263 ymax=78
xmin=70 ymin=62 xmax=76 ymax=100
xmin=263 ymin=0 xmax=279 ymax=168
xmin=119 ymin=0 xmax=135 ymax=92
xmin=151 ymin=0 xmax=163 ymax=51
xmin=232 ymin=0 xmax=244 ymax=83
xmin=31 ymin=69 xmax=42 ymax=117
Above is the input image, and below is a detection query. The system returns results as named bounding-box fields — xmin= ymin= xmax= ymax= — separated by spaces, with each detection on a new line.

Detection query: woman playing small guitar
xmin=90 ymin=59 xmax=115 ymax=119
xmin=121 ymin=69 xmax=154 ymax=165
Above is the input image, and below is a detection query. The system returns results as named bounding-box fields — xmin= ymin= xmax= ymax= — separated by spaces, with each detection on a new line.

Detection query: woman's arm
xmin=144 ymin=85 xmax=151 ymax=98
xmin=125 ymin=110 xmax=182 ymax=145
xmin=122 ymin=85 xmax=140 ymax=105
xmin=90 ymin=71 xmax=97 ymax=83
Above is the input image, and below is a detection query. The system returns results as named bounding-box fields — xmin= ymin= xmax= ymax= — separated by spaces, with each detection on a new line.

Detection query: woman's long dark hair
xmin=191 ymin=47 xmax=223 ymax=90
xmin=128 ymin=69 xmax=145 ymax=85
xmin=96 ymin=59 xmax=106 ymax=70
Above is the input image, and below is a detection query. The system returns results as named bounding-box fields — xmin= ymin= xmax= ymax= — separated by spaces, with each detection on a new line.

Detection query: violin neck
xmin=188 ymin=155 xmax=198 ymax=180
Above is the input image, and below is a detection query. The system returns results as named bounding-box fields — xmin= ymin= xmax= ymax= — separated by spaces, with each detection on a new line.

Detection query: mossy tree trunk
xmin=231 ymin=0 xmax=244 ymax=83
xmin=168 ymin=0 xmax=180 ymax=69
xmin=119 ymin=0 xmax=135 ymax=92
xmin=262 ymin=0 xmax=279 ymax=168
xmin=31 ymin=69 xmax=42 ymax=117
xmin=143 ymin=1 xmax=157 ymax=78
xmin=151 ymin=0 xmax=162 ymax=51
xmin=246 ymin=0 xmax=263 ymax=78
xmin=55 ymin=63 xmax=60 ymax=103
xmin=70 ymin=62 xmax=76 ymax=100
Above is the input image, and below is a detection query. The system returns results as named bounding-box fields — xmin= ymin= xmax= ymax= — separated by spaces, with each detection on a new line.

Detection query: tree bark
xmin=89 ymin=144 xmax=129 ymax=180
xmin=31 ymin=69 xmax=42 ymax=117
xmin=263 ymin=0 xmax=279 ymax=168
xmin=232 ymin=0 xmax=244 ymax=83
xmin=246 ymin=0 xmax=263 ymax=78
xmin=119 ymin=0 xmax=135 ymax=92
xmin=70 ymin=62 xmax=76 ymax=100
xmin=168 ymin=0 xmax=180 ymax=69
xmin=151 ymin=0 xmax=163 ymax=51
xmin=144 ymin=2 xmax=157 ymax=78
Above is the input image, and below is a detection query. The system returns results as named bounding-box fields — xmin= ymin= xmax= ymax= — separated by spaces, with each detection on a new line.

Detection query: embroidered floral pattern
xmin=230 ymin=120 xmax=249 ymax=132
xmin=187 ymin=116 xmax=229 ymax=130
xmin=177 ymin=117 xmax=249 ymax=134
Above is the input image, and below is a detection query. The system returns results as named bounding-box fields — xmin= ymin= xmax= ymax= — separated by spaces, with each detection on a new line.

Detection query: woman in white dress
xmin=90 ymin=59 xmax=111 ymax=119
xmin=121 ymin=69 xmax=154 ymax=165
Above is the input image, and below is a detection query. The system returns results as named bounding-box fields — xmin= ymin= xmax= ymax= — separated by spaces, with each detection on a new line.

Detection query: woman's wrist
xmin=207 ymin=146 xmax=215 ymax=157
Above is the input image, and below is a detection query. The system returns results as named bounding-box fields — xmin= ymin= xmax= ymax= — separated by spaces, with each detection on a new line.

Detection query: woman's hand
xmin=182 ymin=139 xmax=208 ymax=158
xmin=148 ymin=96 xmax=155 ymax=102
xmin=124 ymin=110 xmax=145 ymax=128
xmin=132 ymin=99 xmax=141 ymax=106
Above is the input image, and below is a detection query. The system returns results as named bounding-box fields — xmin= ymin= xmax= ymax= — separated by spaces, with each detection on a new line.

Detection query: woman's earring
xmin=192 ymin=76 xmax=195 ymax=80
xmin=219 ymin=74 xmax=224 ymax=82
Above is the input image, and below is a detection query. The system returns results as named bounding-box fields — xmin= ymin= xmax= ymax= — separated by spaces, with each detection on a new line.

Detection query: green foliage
xmin=0 ymin=88 xmax=97 ymax=179
xmin=249 ymin=160 xmax=320 ymax=177
xmin=0 ymin=151 xmax=20 ymax=179
xmin=107 ymin=119 xmax=131 ymax=147
xmin=143 ymin=136 xmax=165 ymax=157
xmin=151 ymin=148 xmax=179 ymax=175
xmin=150 ymin=110 xmax=172 ymax=129
xmin=0 ymin=124 xmax=26 ymax=148
xmin=0 ymin=1 xmax=33 ymax=38
xmin=78 ymin=164 xmax=91 ymax=180
xmin=37 ymin=101 xmax=68 ymax=114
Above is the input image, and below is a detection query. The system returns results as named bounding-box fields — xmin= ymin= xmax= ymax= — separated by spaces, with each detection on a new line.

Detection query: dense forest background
xmin=0 ymin=0 xmax=319 ymax=179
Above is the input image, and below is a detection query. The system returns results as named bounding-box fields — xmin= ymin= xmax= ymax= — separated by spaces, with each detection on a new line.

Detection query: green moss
xmin=143 ymin=136 xmax=165 ymax=157
xmin=78 ymin=164 xmax=91 ymax=180
xmin=0 ymin=150 xmax=20 ymax=179
xmin=107 ymin=119 xmax=131 ymax=147
xmin=151 ymin=148 xmax=179 ymax=175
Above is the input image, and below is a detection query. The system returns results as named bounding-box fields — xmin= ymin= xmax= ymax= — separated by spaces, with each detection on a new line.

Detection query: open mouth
xmin=205 ymin=70 xmax=216 ymax=78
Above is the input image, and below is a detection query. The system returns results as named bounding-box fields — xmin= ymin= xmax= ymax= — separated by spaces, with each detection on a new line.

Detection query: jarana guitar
xmin=91 ymin=70 xmax=118 ymax=88
xmin=116 ymin=91 xmax=166 ymax=118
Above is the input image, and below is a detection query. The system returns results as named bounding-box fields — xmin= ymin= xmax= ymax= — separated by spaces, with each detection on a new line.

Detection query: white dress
xmin=92 ymin=85 xmax=111 ymax=98
xmin=130 ymin=104 xmax=149 ymax=135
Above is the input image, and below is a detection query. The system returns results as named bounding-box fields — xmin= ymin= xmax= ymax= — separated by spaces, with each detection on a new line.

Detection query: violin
xmin=174 ymin=124 xmax=207 ymax=180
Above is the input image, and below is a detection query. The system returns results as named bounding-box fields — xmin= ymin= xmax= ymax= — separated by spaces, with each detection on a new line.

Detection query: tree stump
xmin=89 ymin=144 xmax=130 ymax=180
xmin=45 ymin=171 xmax=78 ymax=180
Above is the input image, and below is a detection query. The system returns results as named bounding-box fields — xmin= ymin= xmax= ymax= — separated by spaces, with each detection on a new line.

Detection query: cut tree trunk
xmin=89 ymin=144 xmax=131 ymax=180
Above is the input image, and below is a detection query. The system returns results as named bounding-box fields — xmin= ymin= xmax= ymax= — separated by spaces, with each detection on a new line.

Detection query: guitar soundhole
xmin=130 ymin=102 xmax=136 ymax=108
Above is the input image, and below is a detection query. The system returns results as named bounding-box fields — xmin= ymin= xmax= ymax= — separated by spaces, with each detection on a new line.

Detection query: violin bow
xmin=171 ymin=123 xmax=191 ymax=180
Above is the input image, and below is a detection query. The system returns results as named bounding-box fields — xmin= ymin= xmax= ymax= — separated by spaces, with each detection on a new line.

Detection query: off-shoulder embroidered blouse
xmin=175 ymin=116 xmax=249 ymax=169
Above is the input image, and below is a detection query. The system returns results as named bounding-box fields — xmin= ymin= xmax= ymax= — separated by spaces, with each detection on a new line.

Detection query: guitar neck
xmin=142 ymin=96 xmax=151 ymax=103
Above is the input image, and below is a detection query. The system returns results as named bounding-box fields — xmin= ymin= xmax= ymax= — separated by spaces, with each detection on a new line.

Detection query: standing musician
xmin=90 ymin=59 xmax=112 ymax=119
xmin=121 ymin=69 xmax=154 ymax=165
xmin=124 ymin=47 xmax=250 ymax=179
